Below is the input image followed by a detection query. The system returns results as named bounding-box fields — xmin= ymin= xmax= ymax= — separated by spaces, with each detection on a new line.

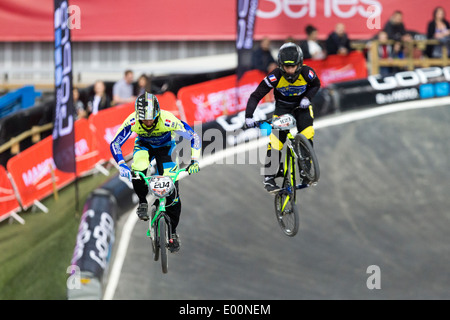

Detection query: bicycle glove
xmin=119 ymin=163 xmax=132 ymax=181
xmin=187 ymin=160 xmax=200 ymax=174
xmin=245 ymin=118 xmax=255 ymax=128
xmin=300 ymin=97 xmax=311 ymax=109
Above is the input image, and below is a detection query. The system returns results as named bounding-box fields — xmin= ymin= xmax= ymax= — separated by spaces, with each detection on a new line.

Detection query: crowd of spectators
xmin=72 ymin=6 xmax=449 ymax=120
xmin=250 ymin=6 xmax=449 ymax=77
xmin=74 ymin=70 xmax=165 ymax=120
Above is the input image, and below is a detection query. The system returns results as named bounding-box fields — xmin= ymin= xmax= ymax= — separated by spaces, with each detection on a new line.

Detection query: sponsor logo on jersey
xmin=277 ymin=85 xmax=307 ymax=96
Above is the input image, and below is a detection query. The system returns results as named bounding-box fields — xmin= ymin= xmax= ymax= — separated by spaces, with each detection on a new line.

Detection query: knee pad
xmin=269 ymin=133 xmax=284 ymax=151
xmin=131 ymin=150 xmax=150 ymax=172
xmin=300 ymin=126 xmax=315 ymax=141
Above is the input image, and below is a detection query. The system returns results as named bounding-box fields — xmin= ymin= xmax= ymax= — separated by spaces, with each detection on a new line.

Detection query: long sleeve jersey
xmin=110 ymin=109 xmax=201 ymax=164
xmin=245 ymin=65 xmax=321 ymax=118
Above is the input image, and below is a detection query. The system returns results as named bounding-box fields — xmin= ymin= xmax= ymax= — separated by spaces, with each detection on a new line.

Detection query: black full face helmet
xmin=277 ymin=42 xmax=304 ymax=83
xmin=135 ymin=92 xmax=160 ymax=122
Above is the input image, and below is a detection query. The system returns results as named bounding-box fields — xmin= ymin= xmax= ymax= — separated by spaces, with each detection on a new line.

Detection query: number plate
xmin=149 ymin=176 xmax=175 ymax=198
xmin=272 ymin=114 xmax=296 ymax=130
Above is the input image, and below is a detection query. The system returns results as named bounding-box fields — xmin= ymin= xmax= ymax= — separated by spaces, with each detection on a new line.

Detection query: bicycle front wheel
xmin=294 ymin=134 xmax=320 ymax=184
xmin=159 ymin=218 xmax=168 ymax=274
xmin=153 ymin=223 xmax=160 ymax=262
xmin=274 ymin=191 xmax=299 ymax=237
xmin=151 ymin=211 xmax=160 ymax=262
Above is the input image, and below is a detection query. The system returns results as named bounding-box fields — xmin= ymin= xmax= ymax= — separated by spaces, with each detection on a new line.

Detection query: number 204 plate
xmin=149 ymin=176 xmax=175 ymax=198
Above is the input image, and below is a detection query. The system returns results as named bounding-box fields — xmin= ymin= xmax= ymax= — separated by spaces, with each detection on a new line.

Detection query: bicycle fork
xmin=147 ymin=199 xmax=174 ymax=246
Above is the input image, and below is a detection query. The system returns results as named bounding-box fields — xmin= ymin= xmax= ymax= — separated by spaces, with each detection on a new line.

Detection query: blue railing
xmin=0 ymin=86 xmax=42 ymax=118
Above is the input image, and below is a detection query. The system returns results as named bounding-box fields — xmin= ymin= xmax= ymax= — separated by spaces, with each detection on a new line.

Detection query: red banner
xmin=305 ymin=51 xmax=368 ymax=87
xmin=157 ymin=91 xmax=181 ymax=119
xmin=6 ymin=119 xmax=99 ymax=209
xmin=178 ymin=70 xmax=273 ymax=125
xmin=1 ymin=0 xmax=446 ymax=41
xmin=88 ymin=102 xmax=136 ymax=163
xmin=7 ymin=136 xmax=74 ymax=209
xmin=74 ymin=118 xmax=101 ymax=176
xmin=0 ymin=165 xmax=21 ymax=221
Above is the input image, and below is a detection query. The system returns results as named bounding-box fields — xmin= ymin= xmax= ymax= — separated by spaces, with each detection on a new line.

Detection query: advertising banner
xmin=70 ymin=192 xmax=116 ymax=282
xmin=0 ymin=0 xmax=443 ymax=41
xmin=7 ymin=136 xmax=75 ymax=209
xmin=0 ymin=165 xmax=21 ymax=221
xmin=6 ymin=119 xmax=98 ymax=209
xmin=88 ymin=102 xmax=136 ymax=163
xmin=236 ymin=0 xmax=259 ymax=79
xmin=53 ymin=0 xmax=76 ymax=173
xmin=178 ymin=70 xmax=272 ymax=125
xmin=330 ymin=66 xmax=450 ymax=111
xmin=74 ymin=118 xmax=101 ymax=176
xmin=305 ymin=51 xmax=368 ymax=87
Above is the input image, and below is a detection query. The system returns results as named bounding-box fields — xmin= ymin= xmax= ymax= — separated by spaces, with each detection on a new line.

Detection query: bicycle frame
xmin=136 ymin=168 xmax=186 ymax=243
xmin=280 ymin=133 xmax=298 ymax=208
xmin=258 ymin=115 xmax=310 ymax=211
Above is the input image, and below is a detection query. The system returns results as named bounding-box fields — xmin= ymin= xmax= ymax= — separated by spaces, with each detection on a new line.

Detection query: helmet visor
xmin=145 ymin=93 xmax=159 ymax=120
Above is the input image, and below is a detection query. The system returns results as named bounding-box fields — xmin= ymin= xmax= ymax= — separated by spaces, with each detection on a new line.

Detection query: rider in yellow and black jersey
xmin=245 ymin=42 xmax=321 ymax=192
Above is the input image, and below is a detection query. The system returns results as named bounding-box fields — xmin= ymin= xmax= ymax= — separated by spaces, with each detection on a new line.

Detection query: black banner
xmin=53 ymin=0 xmax=76 ymax=172
xmin=236 ymin=0 xmax=259 ymax=79
xmin=70 ymin=192 xmax=116 ymax=280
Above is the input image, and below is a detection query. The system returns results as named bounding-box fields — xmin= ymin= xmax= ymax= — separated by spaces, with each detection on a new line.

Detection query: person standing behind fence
xmin=87 ymin=80 xmax=111 ymax=116
xmin=301 ymin=25 xmax=326 ymax=61
xmin=251 ymin=37 xmax=277 ymax=74
xmin=425 ymin=7 xmax=450 ymax=58
xmin=112 ymin=69 xmax=136 ymax=106
xmin=325 ymin=23 xmax=352 ymax=56
xmin=73 ymin=87 xmax=87 ymax=120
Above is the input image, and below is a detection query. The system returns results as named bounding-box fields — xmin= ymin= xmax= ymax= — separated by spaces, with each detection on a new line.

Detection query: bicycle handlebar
xmin=135 ymin=168 xmax=187 ymax=185
xmin=247 ymin=114 xmax=296 ymax=131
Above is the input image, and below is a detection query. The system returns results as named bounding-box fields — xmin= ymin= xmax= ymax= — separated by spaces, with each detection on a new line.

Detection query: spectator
xmin=73 ymin=87 xmax=87 ymax=119
xmin=135 ymin=73 xmax=153 ymax=96
xmin=300 ymin=24 xmax=326 ymax=60
xmin=375 ymin=31 xmax=394 ymax=76
xmin=112 ymin=69 xmax=136 ymax=105
xmin=426 ymin=6 xmax=450 ymax=58
xmin=383 ymin=11 xmax=409 ymax=42
xmin=251 ymin=37 xmax=277 ymax=73
xmin=87 ymin=80 xmax=111 ymax=115
xmin=325 ymin=23 xmax=352 ymax=55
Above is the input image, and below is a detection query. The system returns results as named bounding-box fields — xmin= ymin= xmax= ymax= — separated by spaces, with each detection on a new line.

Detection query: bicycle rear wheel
xmin=294 ymin=133 xmax=320 ymax=184
xmin=159 ymin=217 xmax=168 ymax=274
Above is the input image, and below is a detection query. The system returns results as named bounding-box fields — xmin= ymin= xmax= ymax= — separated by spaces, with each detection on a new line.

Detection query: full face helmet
xmin=135 ymin=92 xmax=160 ymax=122
xmin=277 ymin=42 xmax=304 ymax=83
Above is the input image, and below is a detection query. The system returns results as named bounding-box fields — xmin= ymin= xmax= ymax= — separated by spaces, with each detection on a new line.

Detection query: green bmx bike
xmin=136 ymin=168 xmax=186 ymax=274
